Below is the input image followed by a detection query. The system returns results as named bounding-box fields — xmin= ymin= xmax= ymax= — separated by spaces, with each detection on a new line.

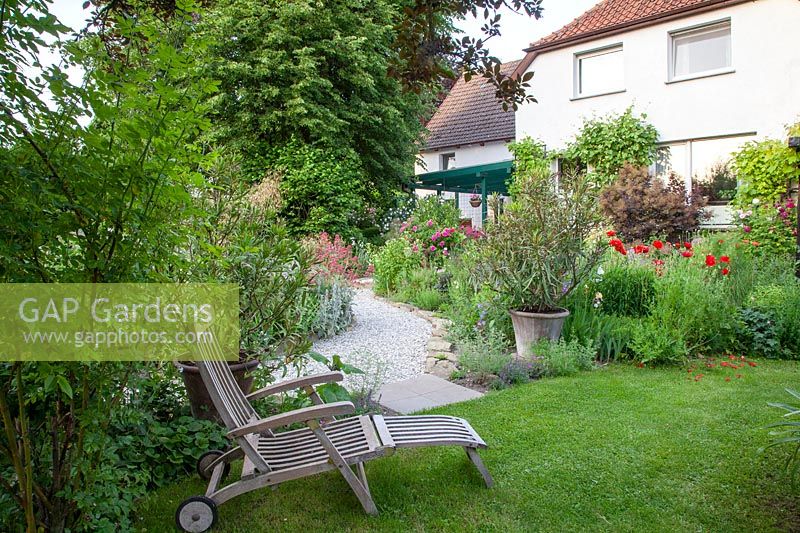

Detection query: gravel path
xmin=306 ymin=287 xmax=431 ymax=391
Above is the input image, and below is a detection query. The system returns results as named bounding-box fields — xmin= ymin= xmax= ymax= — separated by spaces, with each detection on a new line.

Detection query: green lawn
xmin=137 ymin=362 xmax=800 ymax=532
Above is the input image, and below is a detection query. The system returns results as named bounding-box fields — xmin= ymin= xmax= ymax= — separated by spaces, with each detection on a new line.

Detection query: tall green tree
xmin=200 ymin=0 xmax=431 ymax=235
xmin=0 ymin=1 xmax=217 ymax=529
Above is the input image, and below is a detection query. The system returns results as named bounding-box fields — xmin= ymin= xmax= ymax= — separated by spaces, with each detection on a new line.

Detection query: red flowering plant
xmin=306 ymin=232 xmax=373 ymax=283
xmin=604 ymin=232 xmax=733 ymax=277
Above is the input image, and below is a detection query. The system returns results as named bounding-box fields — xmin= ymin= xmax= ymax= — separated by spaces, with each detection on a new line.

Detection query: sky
xmin=456 ymin=0 xmax=602 ymax=63
xmin=47 ymin=0 xmax=602 ymax=62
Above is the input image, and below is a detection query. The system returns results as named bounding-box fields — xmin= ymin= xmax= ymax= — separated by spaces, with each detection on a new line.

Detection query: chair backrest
xmin=192 ymin=335 xmax=272 ymax=473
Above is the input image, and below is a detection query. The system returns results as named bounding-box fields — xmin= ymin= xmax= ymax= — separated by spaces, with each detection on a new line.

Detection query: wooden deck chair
xmin=175 ymin=337 xmax=493 ymax=532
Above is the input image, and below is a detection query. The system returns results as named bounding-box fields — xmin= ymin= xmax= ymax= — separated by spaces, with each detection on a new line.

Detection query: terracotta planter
xmin=175 ymin=358 xmax=260 ymax=423
xmin=469 ymin=197 xmax=482 ymax=208
xmin=509 ymin=308 xmax=570 ymax=356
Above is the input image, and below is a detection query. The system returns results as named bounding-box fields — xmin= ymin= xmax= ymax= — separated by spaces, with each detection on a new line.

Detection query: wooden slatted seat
xmin=174 ymin=339 xmax=492 ymax=532
xmin=379 ymin=415 xmax=487 ymax=449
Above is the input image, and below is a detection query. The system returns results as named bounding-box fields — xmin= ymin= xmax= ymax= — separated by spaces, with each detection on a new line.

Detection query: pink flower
xmin=743 ymin=225 xmax=751 ymax=233
xmin=426 ymin=219 xmax=434 ymax=227
xmin=442 ymin=249 xmax=449 ymax=256
xmin=411 ymin=245 xmax=418 ymax=252
xmin=412 ymin=225 xmax=418 ymax=232
xmin=429 ymin=245 xmax=436 ymax=252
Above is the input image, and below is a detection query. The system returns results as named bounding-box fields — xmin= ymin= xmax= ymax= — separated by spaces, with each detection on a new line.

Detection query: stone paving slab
xmin=377 ymin=374 xmax=483 ymax=414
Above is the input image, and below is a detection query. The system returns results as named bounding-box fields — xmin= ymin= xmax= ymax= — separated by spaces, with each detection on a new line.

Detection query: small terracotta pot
xmin=175 ymin=358 xmax=260 ymax=423
xmin=509 ymin=308 xmax=570 ymax=356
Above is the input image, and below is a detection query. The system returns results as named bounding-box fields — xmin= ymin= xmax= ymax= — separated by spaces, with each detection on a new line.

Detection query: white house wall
xmin=416 ymin=141 xmax=512 ymax=228
xmin=416 ymin=141 xmax=512 ymax=174
xmin=515 ymin=0 xmax=800 ymax=225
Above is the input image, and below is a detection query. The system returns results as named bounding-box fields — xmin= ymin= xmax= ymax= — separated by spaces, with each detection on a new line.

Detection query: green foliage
xmin=0 ymin=2 xmax=222 ymax=530
xmin=507 ymin=137 xmax=550 ymax=196
xmin=731 ymin=138 xmax=799 ymax=207
xmin=530 ymin=338 xmax=596 ymax=377
xmin=735 ymin=197 xmax=797 ymax=258
xmin=273 ymin=142 xmax=366 ymax=238
xmin=456 ymin=329 xmax=513 ymax=381
xmin=478 ymin=168 xmax=605 ymax=312
xmin=110 ymin=366 xmax=228 ymax=490
xmin=306 ymin=352 xmax=365 ymax=404
xmin=629 ymin=321 xmax=689 ymax=364
xmin=201 ymin=0 xmax=429 ymax=234
xmin=746 ymin=282 xmax=800 ymax=358
xmin=736 ymin=308 xmax=781 ymax=359
xmin=494 ymin=359 xmax=545 ymax=389
xmin=566 ymin=107 xmax=659 ymax=185
xmin=215 ymin=219 xmax=313 ymax=366
xmin=443 ymin=243 xmax=514 ymax=346
xmin=408 ymin=196 xmax=462 ymax=229
xmin=412 ymin=289 xmax=446 ymax=311
xmin=696 ymin=162 xmax=737 ymax=203
xmin=647 ymin=254 xmax=736 ymax=356
xmin=596 ymin=263 xmax=656 ymax=317
xmin=308 ymin=277 xmax=355 ymax=339
xmin=600 ymin=164 xmax=708 ymax=241
xmin=372 ymin=238 xmax=418 ymax=295
xmin=762 ymin=388 xmax=800 ymax=486
xmin=562 ymin=289 xmax=632 ymax=362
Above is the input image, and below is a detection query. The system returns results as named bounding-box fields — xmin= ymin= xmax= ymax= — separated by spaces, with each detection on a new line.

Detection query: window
xmin=574 ymin=45 xmax=624 ymax=98
xmin=670 ymin=20 xmax=731 ymax=80
xmin=440 ymin=153 xmax=456 ymax=170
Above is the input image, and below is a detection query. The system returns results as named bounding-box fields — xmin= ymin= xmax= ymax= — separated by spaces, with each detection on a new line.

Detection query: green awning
xmin=411 ymin=159 xmax=513 ymax=195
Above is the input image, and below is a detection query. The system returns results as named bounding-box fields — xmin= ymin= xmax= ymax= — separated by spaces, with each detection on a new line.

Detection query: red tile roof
xmin=423 ymin=60 xmax=519 ymax=151
xmin=528 ymin=0 xmax=744 ymax=52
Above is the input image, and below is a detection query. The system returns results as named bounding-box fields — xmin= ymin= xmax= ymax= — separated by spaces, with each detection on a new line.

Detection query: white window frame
xmin=440 ymin=152 xmax=456 ymax=170
xmin=668 ymin=19 xmax=732 ymax=82
xmin=573 ymin=43 xmax=624 ymax=99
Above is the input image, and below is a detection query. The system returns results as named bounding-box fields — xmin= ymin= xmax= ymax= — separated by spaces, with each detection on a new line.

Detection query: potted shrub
xmin=477 ymin=167 xmax=604 ymax=355
xmin=178 ymin=172 xmax=313 ymax=421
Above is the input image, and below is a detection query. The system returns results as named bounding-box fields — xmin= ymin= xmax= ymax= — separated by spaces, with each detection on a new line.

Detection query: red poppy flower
xmin=720 ymin=256 xmax=730 ymax=263
xmin=606 ymin=230 xmax=616 ymax=237
xmin=748 ymin=361 xmax=757 ymax=367
xmin=653 ymin=240 xmax=664 ymax=250
xmin=721 ymin=267 xmax=730 ymax=275
xmin=684 ymin=242 xmax=693 ymax=249
xmin=682 ymin=251 xmax=693 ymax=258
xmin=705 ymin=254 xmax=716 ymax=267
xmin=729 ymin=355 xmax=736 ymax=360
xmin=609 ymin=238 xmax=622 ymax=247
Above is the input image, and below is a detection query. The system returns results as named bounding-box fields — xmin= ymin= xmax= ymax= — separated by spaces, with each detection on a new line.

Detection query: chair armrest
xmin=228 ymin=401 xmax=355 ymax=438
xmin=245 ymin=372 xmax=344 ymax=402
